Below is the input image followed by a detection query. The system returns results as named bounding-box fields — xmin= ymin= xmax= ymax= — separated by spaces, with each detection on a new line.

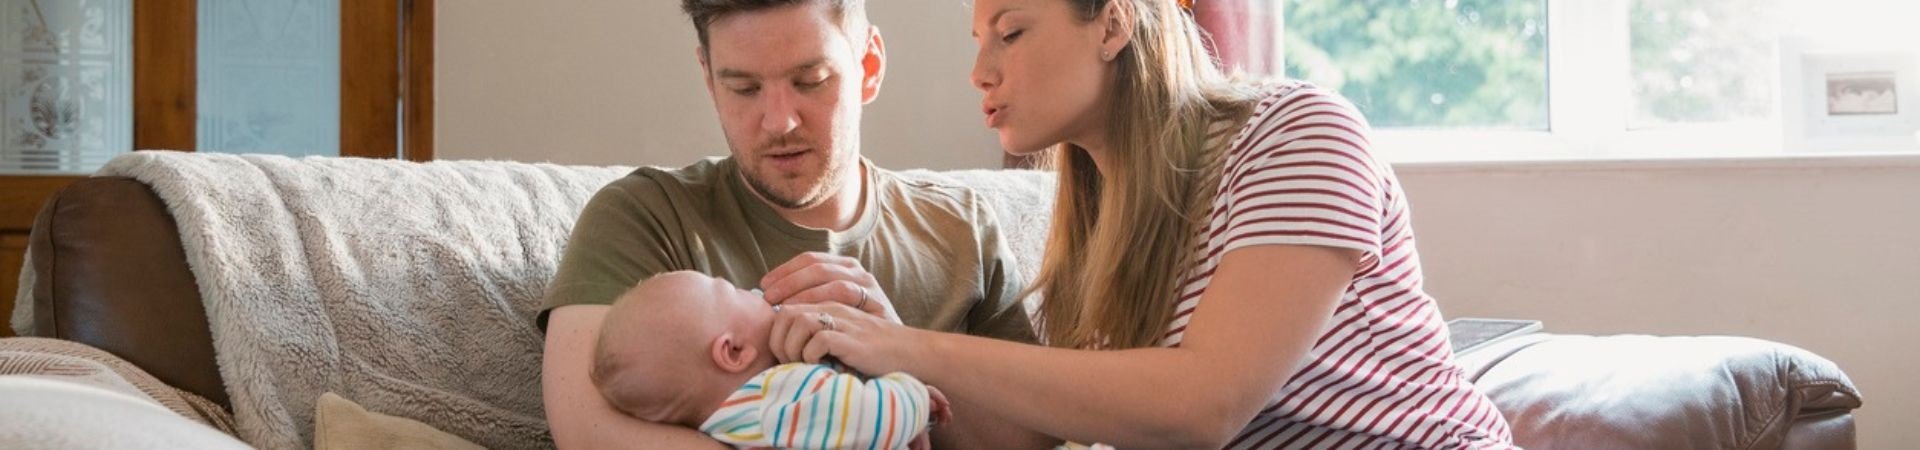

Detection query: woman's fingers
xmin=780 ymin=312 xmax=821 ymax=362
xmin=771 ymin=303 xmax=862 ymax=362
xmin=802 ymin=330 xmax=836 ymax=364
xmin=768 ymin=305 xmax=796 ymax=362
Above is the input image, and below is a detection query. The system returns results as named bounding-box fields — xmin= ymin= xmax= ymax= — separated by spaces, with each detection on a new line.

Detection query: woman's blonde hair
xmin=1030 ymin=0 xmax=1269 ymax=349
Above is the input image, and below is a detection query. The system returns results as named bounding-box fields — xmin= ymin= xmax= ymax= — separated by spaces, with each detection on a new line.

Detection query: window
xmin=1628 ymin=0 xmax=1783 ymax=128
xmin=1284 ymin=0 xmax=1548 ymax=130
xmin=1240 ymin=0 xmax=1920 ymax=162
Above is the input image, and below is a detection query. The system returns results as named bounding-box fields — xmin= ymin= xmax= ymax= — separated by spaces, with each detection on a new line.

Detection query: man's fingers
xmin=762 ymin=262 xmax=861 ymax=303
xmin=760 ymin=252 xmax=859 ymax=293
xmin=782 ymin=280 xmax=880 ymax=313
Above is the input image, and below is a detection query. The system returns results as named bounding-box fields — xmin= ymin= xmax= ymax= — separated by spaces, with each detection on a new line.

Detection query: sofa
xmin=10 ymin=153 xmax=1863 ymax=449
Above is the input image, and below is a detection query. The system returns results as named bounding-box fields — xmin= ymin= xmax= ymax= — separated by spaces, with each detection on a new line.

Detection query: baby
xmin=591 ymin=271 xmax=950 ymax=449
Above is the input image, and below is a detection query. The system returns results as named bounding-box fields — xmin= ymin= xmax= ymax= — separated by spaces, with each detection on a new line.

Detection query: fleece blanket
xmin=94 ymin=151 xmax=633 ymax=449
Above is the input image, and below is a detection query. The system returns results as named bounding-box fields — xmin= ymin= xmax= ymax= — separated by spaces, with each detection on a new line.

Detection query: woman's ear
xmin=1097 ymin=0 xmax=1136 ymax=62
xmin=710 ymin=333 xmax=757 ymax=373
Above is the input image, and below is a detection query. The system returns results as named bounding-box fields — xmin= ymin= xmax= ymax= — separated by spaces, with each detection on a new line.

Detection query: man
xmin=538 ymin=1 xmax=1042 ymax=448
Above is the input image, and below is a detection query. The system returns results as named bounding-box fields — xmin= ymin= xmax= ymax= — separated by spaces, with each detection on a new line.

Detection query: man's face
xmin=700 ymin=3 xmax=878 ymax=210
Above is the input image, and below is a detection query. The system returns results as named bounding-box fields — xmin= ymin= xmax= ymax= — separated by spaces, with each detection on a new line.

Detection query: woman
xmin=765 ymin=0 xmax=1515 ymax=447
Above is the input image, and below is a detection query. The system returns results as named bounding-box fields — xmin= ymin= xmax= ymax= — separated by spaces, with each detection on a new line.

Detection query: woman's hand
xmin=767 ymin=302 xmax=927 ymax=375
xmin=761 ymin=252 xmax=902 ymax=323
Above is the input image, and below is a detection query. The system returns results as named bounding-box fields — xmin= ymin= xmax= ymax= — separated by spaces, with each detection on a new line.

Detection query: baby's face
xmin=673 ymin=272 xmax=777 ymax=351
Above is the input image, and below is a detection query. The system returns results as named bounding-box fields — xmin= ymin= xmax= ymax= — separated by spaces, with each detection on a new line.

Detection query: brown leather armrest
xmin=29 ymin=176 xmax=227 ymax=408
xmin=1466 ymin=334 xmax=1861 ymax=449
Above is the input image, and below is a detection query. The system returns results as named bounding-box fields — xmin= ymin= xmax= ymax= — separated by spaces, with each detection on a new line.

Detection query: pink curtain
xmin=1192 ymin=0 xmax=1284 ymax=76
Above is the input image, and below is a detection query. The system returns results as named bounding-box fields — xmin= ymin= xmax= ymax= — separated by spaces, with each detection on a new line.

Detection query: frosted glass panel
xmin=198 ymin=0 xmax=338 ymax=157
xmin=0 ymin=0 xmax=132 ymax=173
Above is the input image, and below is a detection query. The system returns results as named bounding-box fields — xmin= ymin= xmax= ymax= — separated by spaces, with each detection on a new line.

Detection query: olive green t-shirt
xmin=538 ymin=157 xmax=1034 ymax=343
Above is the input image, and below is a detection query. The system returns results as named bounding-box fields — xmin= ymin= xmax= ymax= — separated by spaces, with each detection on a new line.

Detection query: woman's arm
xmin=794 ymin=245 xmax=1356 ymax=448
xmin=542 ymin=305 xmax=730 ymax=450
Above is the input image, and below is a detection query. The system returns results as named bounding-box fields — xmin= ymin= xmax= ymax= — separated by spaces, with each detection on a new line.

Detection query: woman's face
xmin=971 ymin=0 xmax=1115 ymax=155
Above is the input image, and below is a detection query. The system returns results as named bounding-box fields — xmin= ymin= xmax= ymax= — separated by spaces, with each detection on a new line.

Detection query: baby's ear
xmin=710 ymin=332 xmax=757 ymax=373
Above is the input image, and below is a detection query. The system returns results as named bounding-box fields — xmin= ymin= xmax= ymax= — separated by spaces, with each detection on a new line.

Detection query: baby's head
xmin=591 ymin=271 xmax=778 ymax=427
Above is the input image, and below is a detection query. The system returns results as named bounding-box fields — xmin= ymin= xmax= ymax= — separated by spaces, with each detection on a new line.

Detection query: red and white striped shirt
xmin=1164 ymin=82 xmax=1514 ymax=449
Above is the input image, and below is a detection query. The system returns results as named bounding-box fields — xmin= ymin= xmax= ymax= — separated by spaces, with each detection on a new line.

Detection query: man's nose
xmin=760 ymin=88 xmax=801 ymax=135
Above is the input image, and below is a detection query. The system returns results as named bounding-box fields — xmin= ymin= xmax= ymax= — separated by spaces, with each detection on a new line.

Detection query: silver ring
xmin=817 ymin=313 xmax=835 ymax=331
xmin=856 ymin=288 xmax=869 ymax=310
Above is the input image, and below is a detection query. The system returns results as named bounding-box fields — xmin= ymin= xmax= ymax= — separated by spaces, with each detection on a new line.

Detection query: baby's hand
xmin=926 ymin=385 xmax=953 ymax=426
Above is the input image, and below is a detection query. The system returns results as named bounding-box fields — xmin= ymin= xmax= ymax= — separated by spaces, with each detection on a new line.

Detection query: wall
xmin=1400 ymin=156 xmax=1920 ymax=449
xmin=435 ymin=0 xmax=998 ymax=170
xmin=435 ymin=3 xmax=1917 ymax=447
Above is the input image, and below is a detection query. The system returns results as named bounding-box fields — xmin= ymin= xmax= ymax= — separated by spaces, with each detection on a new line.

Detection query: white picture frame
xmin=1779 ymin=38 xmax=1920 ymax=154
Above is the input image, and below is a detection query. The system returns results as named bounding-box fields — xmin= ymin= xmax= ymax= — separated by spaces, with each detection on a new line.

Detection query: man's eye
xmin=730 ymin=85 xmax=760 ymax=96
xmin=797 ymin=76 xmax=829 ymax=90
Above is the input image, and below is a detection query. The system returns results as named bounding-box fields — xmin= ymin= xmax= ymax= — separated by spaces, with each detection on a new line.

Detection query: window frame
xmin=1357 ymin=0 xmax=1840 ymax=163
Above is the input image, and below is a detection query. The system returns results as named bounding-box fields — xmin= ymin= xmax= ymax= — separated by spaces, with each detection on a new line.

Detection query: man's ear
xmin=859 ymin=25 xmax=887 ymax=104
xmin=1097 ymin=1 xmax=1135 ymax=62
xmin=710 ymin=332 xmax=757 ymax=373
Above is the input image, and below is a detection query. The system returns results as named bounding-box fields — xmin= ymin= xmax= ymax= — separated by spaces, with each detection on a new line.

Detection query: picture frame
xmin=1779 ymin=38 xmax=1920 ymax=154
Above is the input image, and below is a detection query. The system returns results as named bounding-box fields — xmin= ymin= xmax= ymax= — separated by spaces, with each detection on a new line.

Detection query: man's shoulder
xmin=595 ymin=157 xmax=730 ymax=205
xmin=872 ymin=167 xmax=988 ymax=221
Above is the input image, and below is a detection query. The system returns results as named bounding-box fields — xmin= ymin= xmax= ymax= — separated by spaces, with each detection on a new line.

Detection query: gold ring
xmin=817 ymin=313 xmax=835 ymax=331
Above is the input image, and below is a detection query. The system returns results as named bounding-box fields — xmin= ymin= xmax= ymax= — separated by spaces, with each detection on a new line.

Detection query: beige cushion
xmin=314 ymin=392 xmax=484 ymax=450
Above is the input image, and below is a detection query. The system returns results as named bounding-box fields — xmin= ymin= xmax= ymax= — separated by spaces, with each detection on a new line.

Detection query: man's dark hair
xmin=681 ymin=0 xmax=869 ymax=52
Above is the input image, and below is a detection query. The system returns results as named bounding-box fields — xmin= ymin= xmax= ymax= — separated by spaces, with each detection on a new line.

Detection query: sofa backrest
xmin=20 ymin=166 xmax=1061 ymax=416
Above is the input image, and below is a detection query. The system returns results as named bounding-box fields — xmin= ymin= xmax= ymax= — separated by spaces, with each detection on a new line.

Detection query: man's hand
xmin=760 ymin=252 xmax=900 ymax=323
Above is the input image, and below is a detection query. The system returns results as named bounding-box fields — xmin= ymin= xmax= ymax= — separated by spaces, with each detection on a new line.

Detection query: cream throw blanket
xmin=95 ymin=151 xmax=633 ymax=449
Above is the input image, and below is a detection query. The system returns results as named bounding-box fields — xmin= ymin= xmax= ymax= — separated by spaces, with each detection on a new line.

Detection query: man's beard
xmin=739 ymin=136 xmax=850 ymax=210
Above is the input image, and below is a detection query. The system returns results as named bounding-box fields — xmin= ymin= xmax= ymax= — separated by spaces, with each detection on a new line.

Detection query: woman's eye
xmin=1002 ymin=30 xmax=1023 ymax=44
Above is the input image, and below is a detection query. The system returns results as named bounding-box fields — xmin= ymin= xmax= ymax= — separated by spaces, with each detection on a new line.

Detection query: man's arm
xmin=543 ymin=305 xmax=727 ymax=450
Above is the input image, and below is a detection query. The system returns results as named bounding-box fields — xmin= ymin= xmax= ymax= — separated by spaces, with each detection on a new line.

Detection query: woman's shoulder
xmin=1239 ymin=79 xmax=1367 ymax=132
xmin=1222 ymin=80 xmax=1375 ymax=164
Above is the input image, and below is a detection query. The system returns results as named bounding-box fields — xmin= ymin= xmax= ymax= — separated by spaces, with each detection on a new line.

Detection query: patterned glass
xmin=0 ymin=0 xmax=131 ymax=173
xmin=197 ymin=0 xmax=339 ymax=157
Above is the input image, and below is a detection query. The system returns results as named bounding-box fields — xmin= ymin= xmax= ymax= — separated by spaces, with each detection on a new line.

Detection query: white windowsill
xmin=1390 ymin=150 xmax=1920 ymax=173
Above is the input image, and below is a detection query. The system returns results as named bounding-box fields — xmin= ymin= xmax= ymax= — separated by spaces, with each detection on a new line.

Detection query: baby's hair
xmin=589 ymin=282 xmax=655 ymax=415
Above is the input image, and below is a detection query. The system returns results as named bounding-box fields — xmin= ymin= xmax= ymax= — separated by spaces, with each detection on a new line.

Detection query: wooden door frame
xmin=130 ymin=0 xmax=433 ymax=158
xmin=343 ymin=0 xmax=434 ymax=160
xmin=133 ymin=0 xmax=196 ymax=151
